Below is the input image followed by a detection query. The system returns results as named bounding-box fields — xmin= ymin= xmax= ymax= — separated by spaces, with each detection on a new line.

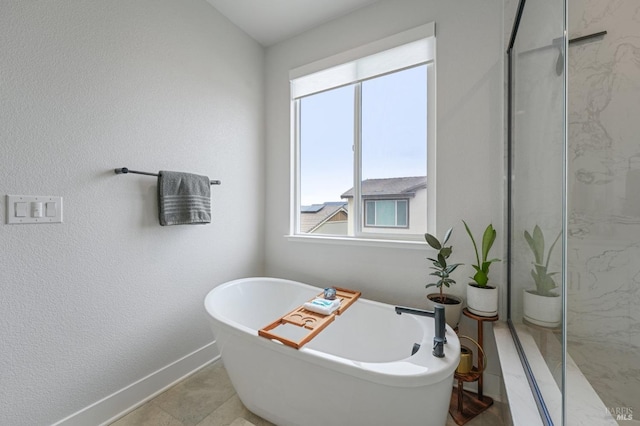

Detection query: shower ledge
xmin=494 ymin=322 xmax=617 ymax=425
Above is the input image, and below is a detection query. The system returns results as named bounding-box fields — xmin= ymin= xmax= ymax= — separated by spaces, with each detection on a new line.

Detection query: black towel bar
xmin=114 ymin=167 xmax=221 ymax=185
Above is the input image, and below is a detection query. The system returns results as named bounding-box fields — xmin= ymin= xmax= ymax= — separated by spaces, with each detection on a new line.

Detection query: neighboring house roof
xmin=300 ymin=201 xmax=348 ymax=233
xmin=341 ymin=176 xmax=427 ymax=199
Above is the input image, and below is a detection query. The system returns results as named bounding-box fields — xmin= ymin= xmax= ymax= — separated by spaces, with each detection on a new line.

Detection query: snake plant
xmin=462 ymin=220 xmax=501 ymax=287
xmin=524 ymin=225 xmax=561 ymax=297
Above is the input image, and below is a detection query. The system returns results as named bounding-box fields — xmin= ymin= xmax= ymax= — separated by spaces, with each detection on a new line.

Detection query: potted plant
xmin=424 ymin=228 xmax=464 ymax=328
xmin=523 ymin=225 xmax=562 ymax=328
xmin=462 ymin=220 xmax=501 ymax=317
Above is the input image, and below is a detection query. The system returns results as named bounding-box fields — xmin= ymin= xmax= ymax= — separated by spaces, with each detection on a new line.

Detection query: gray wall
xmin=0 ymin=1 xmax=264 ymax=424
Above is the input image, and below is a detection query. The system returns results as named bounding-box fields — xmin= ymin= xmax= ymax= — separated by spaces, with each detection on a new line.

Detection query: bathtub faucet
xmin=395 ymin=305 xmax=446 ymax=358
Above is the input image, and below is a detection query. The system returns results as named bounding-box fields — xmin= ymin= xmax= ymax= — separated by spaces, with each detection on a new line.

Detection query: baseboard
xmin=52 ymin=341 xmax=220 ymax=426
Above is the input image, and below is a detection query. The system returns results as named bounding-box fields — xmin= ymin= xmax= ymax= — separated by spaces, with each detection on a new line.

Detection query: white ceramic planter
xmin=426 ymin=293 xmax=463 ymax=328
xmin=523 ymin=290 xmax=561 ymax=328
xmin=466 ymin=284 xmax=498 ymax=317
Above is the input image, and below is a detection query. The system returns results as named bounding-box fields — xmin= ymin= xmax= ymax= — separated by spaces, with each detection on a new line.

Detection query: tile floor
xmin=110 ymin=361 xmax=505 ymax=426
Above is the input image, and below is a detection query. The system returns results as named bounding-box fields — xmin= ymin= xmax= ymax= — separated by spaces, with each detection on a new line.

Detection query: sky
xmin=299 ymin=64 xmax=427 ymax=205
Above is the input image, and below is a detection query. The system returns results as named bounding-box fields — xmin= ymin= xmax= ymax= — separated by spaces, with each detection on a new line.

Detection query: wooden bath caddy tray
xmin=258 ymin=287 xmax=361 ymax=349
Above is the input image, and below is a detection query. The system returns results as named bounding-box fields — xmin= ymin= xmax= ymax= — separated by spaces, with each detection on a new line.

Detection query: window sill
xmin=285 ymin=234 xmax=427 ymax=250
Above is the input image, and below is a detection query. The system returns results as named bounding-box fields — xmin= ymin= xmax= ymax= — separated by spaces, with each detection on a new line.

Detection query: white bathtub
xmin=204 ymin=277 xmax=460 ymax=426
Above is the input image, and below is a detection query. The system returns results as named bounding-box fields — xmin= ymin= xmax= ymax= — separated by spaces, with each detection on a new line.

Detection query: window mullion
xmin=353 ymin=82 xmax=363 ymax=236
xmin=395 ymin=200 xmax=399 ymax=227
xmin=292 ymin=98 xmax=301 ymax=235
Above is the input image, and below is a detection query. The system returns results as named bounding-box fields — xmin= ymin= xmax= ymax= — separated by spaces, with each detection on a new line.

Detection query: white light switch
xmin=31 ymin=202 xmax=43 ymax=218
xmin=46 ymin=202 xmax=56 ymax=217
xmin=6 ymin=195 xmax=63 ymax=224
xmin=15 ymin=202 xmax=27 ymax=217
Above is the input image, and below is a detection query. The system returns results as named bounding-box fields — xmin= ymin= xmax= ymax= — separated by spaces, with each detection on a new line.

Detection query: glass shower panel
xmin=566 ymin=0 xmax=640 ymax=423
xmin=509 ymin=0 xmax=566 ymax=423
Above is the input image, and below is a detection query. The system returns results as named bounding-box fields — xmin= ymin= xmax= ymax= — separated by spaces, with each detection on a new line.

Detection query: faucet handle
xmin=432 ymin=338 xmax=445 ymax=358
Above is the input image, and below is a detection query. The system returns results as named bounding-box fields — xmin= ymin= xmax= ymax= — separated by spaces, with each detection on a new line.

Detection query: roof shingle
xmin=299 ymin=201 xmax=348 ymax=233
xmin=341 ymin=176 xmax=426 ymax=199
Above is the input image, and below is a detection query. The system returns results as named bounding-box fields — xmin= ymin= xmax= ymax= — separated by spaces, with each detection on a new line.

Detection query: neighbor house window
xmin=290 ymin=23 xmax=436 ymax=241
xmin=365 ymin=199 xmax=408 ymax=228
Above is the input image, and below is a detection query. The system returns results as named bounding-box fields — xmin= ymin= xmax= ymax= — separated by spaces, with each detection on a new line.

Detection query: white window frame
xmin=288 ymin=23 xmax=437 ymax=245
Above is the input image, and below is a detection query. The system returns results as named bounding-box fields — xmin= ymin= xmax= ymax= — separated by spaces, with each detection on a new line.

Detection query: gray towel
xmin=158 ymin=171 xmax=211 ymax=226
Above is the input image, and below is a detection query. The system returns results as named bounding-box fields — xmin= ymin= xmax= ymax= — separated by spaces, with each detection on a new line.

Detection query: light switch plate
xmin=6 ymin=195 xmax=63 ymax=224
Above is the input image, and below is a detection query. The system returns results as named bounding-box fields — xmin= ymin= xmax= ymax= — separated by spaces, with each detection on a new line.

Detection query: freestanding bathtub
xmin=204 ymin=277 xmax=460 ymax=426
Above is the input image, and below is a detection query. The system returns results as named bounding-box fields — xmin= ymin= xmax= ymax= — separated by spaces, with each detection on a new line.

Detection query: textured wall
xmin=264 ymin=0 xmax=505 ymax=398
xmin=0 ymin=1 xmax=264 ymax=424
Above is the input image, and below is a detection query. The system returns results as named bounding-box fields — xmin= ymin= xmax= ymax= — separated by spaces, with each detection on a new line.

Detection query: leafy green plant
xmin=524 ymin=225 xmax=561 ymax=297
xmin=462 ymin=220 xmax=501 ymax=287
xmin=425 ymin=228 xmax=463 ymax=303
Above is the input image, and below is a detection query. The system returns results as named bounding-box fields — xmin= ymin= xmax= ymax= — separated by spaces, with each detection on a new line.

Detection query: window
xmin=290 ymin=23 xmax=436 ymax=242
xmin=365 ymin=200 xmax=408 ymax=228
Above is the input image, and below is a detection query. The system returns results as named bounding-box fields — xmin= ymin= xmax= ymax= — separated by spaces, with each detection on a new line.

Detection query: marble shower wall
xmin=567 ymin=0 xmax=640 ymax=351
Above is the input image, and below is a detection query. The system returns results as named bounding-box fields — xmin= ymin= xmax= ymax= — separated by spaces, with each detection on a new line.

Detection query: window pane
xmin=397 ymin=200 xmax=408 ymax=227
xmin=375 ymin=200 xmax=396 ymax=226
xmin=299 ymin=85 xmax=354 ymax=235
xmin=361 ymin=65 xmax=427 ymax=235
xmin=365 ymin=201 xmax=376 ymax=226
